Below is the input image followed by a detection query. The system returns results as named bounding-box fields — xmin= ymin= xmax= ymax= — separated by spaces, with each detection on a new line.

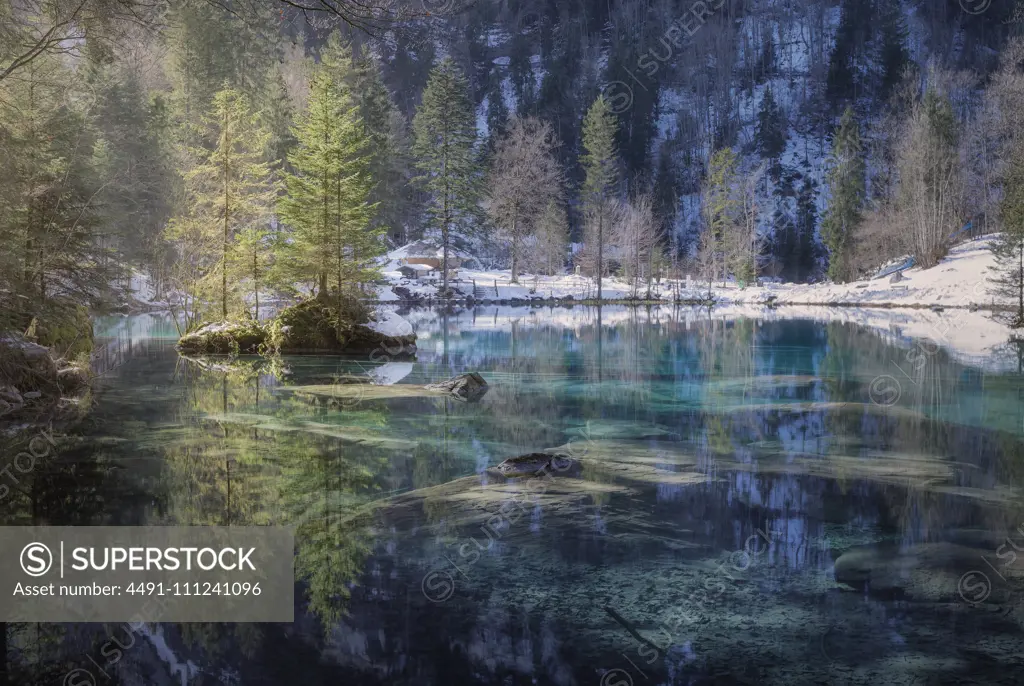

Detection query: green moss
xmin=273 ymin=298 xmax=349 ymax=351
xmin=177 ymin=320 xmax=267 ymax=355
xmin=29 ymin=305 xmax=93 ymax=357
xmin=176 ymin=296 xmax=415 ymax=357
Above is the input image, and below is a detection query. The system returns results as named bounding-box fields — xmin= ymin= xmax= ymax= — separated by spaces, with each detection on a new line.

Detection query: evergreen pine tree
xmin=412 ymin=57 xmax=479 ymax=297
xmin=991 ymin=146 xmax=1024 ymax=327
xmin=826 ymin=0 xmax=871 ymax=110
xmin=231 ymin=225 xmax=277 ymax=320
xmin=91 ymin=61 xmax=175 ymax=270
xmin=485 ymin=82 xmax=510 ymax=153
xmin=279 ymin=69 xmax=379 ymax=303
xmin=0 ymin=54 xmax=118 ymax=326
xmin=169 ymin=88 xmax=278 ymax=321
xmin=258 ymin=65 xmax=297 ymax=166
xmin=351 ymin=49 xmax=413 ymax=247
xmin=652 ymin=141 xmax=681 ymax=259
xmin=877 ymin=2 xmax=910 ymax=102
xmin=755 ymin=86 xmax=787 ymax=174
xmin=821 ymin=108 xmax=865 ymax=283
xmin=795 ymin=178 xmax=819 ymax=282
xmin=700 ymin=147 xmax=742 ymax=287
xmin=581 ymin=95 xmax=620 ymax=300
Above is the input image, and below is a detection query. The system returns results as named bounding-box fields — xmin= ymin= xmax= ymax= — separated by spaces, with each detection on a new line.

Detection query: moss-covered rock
xmin=266 ymin=298 xmax=416 ymax=356
xmin=27 ymin=305 xmax=93 ymax=357
xmin=177 ymin=320 xmax=267 ymax=355
xmin=833 ymin=541 xmax=1024 ymax=601
xmin=0 ymin=335 xmax=58 ymax=394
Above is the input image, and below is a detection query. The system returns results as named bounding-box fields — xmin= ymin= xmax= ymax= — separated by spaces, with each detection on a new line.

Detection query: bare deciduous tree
xmin=486 ymin=115 xmax=563 ymax=282
xmin=615 ymin=193 xmax=662 ymax=298
xmin=895 ymin=71 xmax=965 ymax=268
xmin=525 ymin=200 xmax=569 ymax=276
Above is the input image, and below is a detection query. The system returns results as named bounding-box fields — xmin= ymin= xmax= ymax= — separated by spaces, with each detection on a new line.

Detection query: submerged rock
xmin=833 ymin=541 xmax=1024 ymax=601
xmin=487 ymin=452 xmax=581 ymax=478
xmin=424 ymin=372 xmax=488 ymax=401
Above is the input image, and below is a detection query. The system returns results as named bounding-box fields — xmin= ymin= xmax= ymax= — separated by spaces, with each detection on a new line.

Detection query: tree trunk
xmin=222 ymin=105 xmax=230 ymax=321
xmin=597 ymin=208 xmax=603 ymax=301
xmin=511 ymin=213 xmax=519 ymax=283
xmin=253 ymin=248 xmax=259 ymax=320
xmin=1018 ymin=240 xmax=1023 ymax=324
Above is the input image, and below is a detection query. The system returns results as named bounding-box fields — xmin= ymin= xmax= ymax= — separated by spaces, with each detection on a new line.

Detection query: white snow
xmin=367 ymin=310 xmax=414 ymax=337
xmin=377 ymin=236 xmax=1020 ymax=369
xmin=379 ymin=236 xmax=1003 ymax=311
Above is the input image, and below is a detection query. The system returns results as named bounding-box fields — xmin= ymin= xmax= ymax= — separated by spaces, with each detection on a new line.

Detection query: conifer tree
xmin=0 ymin=53 xmax=118 ymax=327
xmin=169 ymin=88 xmax=278 ymax=321
xmin=652 ymin=141 xmax=681 ymax=259
xmin=581 ymin=95 xmax=620 ymax=300
xmin=794 ymin=178 xmax=819 ymax=281
xmin=821 ymin=107 xmax=865 ymax=283
xmin=231 ymin=226 xmax=277 ymax=320
xmin=701 ymin=147 xmax=741 ymax=287
xmin=279 ymin=68 xmax=379 ymax=304
xmin=351 ymin=51 xmax=413 ymax=246
xmin=990 ymin=146 xmax=1024 ymax=326
xmin=756 ymin=86 xmax=787 ymax=173
xmin=877 ymin=2 xmax=910 ymax=101
xmin=412 ymin=57 xmax=479 ymax=296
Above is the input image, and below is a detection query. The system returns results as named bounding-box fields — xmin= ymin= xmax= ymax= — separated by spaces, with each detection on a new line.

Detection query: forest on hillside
xmin=5 ymin=0 xmax=1024 ymax=341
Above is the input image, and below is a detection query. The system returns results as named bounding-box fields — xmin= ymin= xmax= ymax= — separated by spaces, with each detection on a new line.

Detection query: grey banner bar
xmin=0 ymin=526 xmax=294 ymax=622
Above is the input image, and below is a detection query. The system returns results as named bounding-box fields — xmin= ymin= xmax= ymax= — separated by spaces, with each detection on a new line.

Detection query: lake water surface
xmin=9 ymin=306 xmax=1024 ymax=685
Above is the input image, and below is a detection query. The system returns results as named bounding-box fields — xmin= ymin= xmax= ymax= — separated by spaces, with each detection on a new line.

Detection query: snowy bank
xmin=377 ymin=237 xmax=1005 ymax=311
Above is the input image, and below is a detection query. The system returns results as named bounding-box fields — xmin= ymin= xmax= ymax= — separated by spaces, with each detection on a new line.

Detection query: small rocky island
xmin=177 ymin=298 xmax=417 ymax=357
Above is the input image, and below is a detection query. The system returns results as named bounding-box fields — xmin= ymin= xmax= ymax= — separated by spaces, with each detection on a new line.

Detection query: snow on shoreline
xmin=379 ymin=237 xmax=1002 ymax=311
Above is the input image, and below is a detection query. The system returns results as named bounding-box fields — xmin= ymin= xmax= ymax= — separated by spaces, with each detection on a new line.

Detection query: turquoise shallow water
xmin=7 ymin=306 xmax=1024 ymax=685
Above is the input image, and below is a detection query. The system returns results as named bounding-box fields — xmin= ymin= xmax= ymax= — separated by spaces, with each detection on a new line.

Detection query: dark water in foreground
xmin=6 ymin=306 xmax=1024 ymax=685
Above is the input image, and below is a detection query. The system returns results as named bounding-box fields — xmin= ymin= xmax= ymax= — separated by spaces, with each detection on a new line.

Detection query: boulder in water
xmin=424 ymin=372 xmax=489 ymax=401
xmin=487 ymin=452 xmax=581 ymax=478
